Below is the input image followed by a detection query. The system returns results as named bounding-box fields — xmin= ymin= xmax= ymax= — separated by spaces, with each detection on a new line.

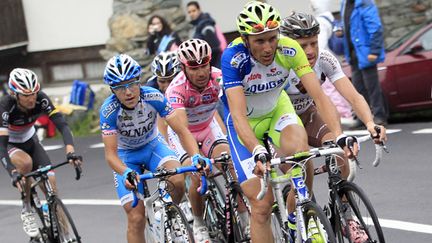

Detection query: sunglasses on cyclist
xmin=251 ymin=20 xmax=280 ymax=34
xmin=184 ymin=55 xmax=211 ymax=68
xmin=111 ymin=78 xmax=140 ymax=92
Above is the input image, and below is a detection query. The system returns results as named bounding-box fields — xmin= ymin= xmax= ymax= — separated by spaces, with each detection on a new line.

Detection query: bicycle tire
xmin=50 ymin=197 xmax=81 ymax=243
xmin=164 ymin=203 xmax=194 ymax=243
xmin=204 ymin=178 xmax=228 ymax=242
xmin=271 ymin=203 xmax=290 ymax=243
xmin=302 ymin=201 xmax=336 ymax=243
xmin=335 ymin=181 xmax=385 ymax=243
xmin=228 ymin=183 xmax=250 ymax=242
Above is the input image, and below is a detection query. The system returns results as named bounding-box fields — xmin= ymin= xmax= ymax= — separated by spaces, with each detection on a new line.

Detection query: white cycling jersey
xmin=285 ymin=49 xmax=345 ymax=115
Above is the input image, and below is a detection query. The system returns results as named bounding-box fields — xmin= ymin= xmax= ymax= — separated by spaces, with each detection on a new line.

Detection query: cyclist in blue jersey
xmin=100 ymin=54 xmax=210 ymax=243
xmin=220 ymin=2 xmax=358 ymax=242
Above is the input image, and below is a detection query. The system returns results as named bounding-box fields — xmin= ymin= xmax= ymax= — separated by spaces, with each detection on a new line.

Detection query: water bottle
xmin=42 ymin=203 xmax=50 ymax=227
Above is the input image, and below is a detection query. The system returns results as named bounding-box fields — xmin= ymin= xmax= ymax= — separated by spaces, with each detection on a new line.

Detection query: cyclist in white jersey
xmin=220 ymin=2 xmax=358 ymax=242
xmin=281 ymin=12 xmax=387 ymax=177
xmin=100 ymin=54 xmax=211 ymax=243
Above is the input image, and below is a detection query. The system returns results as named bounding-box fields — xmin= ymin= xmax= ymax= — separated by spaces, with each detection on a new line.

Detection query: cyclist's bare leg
xmin=279 ymin=124 xmax=311 ymax=213
xmin=123 ymin=199 xmax=146 ymax=243
xmin=162 ymin=160 xmax=185 ymax=204
xmin=184 ymin=157 xmax=205 ymax=218
xmin=211 ymin=143 xmax=249 ymax=216
xmin=10 ymin=150 xmax=33 ymax=210
xmin=241 ymin=177 xmax=274 ymax=243
xmin=321 ymin=132 xmax=349 ymax=178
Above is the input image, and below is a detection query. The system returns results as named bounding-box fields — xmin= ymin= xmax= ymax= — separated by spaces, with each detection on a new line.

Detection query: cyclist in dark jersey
xmin=0 ymin=68 xmax=82 ymax=239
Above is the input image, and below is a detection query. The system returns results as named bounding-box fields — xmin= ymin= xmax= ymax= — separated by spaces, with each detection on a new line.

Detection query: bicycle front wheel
xmin=164 ymin=203 xmax=194 ymax=242
xmin=302 ymin=201 xmax=336 ymax=243
xmin=204 ymin=178 xmax=227 ymax=242
xmin=51 ymin=197 xmax=81 ymax=243
xmin=271 ymin=203 xmax=290 ymax=243
xmin=335 ymin=182 xmax=385 ymax=243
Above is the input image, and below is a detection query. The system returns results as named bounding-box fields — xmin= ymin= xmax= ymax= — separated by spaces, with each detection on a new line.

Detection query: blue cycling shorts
xmin=113 ymin=134 xmax=178 ymax=206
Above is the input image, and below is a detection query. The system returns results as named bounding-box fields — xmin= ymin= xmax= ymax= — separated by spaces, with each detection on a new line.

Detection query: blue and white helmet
xmin=151 ymin=51 xmax=180 ymax=78
xmin=103 ymin=54 xmax=142 ymax=86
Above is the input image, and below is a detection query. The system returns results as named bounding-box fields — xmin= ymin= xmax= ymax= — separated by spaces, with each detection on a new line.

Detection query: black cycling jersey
xmin=0 ymin=91 xmax=74 ymax=175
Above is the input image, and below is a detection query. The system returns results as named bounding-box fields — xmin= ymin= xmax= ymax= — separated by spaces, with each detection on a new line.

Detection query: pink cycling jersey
xmin=165 ymin=67 xmax=222 ymax=132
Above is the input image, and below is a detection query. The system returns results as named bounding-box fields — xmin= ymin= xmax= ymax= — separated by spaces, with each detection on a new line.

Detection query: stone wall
xmin=99 ymin=0 xmax=188 ymax=81
xmin=378 ymin=0 xmax=432 ymax=46
xmin=100 ymin=0 xmax=432 ymax=66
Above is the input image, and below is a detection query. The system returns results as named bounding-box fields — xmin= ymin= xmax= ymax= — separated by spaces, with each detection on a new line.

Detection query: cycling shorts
xmin=8 ymin=134 xmax=52 ymax=173
xmin=225 ymin=92 xmax=302 ymax=184
xmin=167 ymin=117 xmax=228 ymax=162
xmin=113 ymin=134 xmax=178 ymax=206
xmin=299 ymin=105 xmax=331 ymax=147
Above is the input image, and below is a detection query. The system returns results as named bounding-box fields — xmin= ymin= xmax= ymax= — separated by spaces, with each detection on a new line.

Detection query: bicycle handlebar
xmin=257 ymin=134 xmax=388 ymax=200
xmin=131 ymin=165 xmax=207 ymax=208
xmin=23 ymin=161 xmax=82 ymax=181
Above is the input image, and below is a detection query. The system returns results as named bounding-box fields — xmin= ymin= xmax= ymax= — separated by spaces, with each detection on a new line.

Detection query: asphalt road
xmin=0 ymin=121 xmax=431 ymax=242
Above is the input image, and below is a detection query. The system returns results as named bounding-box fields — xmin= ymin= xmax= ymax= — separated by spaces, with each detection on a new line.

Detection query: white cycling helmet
xmin=177 ymin=39 xmax=212 ymax=67
xmin=151 ymin=51 xmax=180 ymax=78
xmin=8 ymin=68 xmax=40 ymax=95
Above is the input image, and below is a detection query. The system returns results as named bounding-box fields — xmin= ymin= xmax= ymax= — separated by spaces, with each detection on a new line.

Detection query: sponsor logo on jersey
xmin=247 ymin=73 xmax=262 ymax=82
xmin=245 ymin=78 xmax=285 ymax=94
xmin=266 ymin=70 xmax=283 ymax=77
xmin=281 ymin=47 xmax=296 ymax=56
xmin=101 ymin=122 xmax=110 ymax=129
xmin=143 ymin=92 xmax=164 ymax=102
xmin=101 ymin=101 xmax=120 ymax=118
xmin=2 ymin=112 xmax=8 ymax=122
xmin=119 ymin=122 xmax=154 ymax=137
xmin=294 ymin=64 xmax=311 ymax=72
xmin=169 ymin=97 xmax=183 ymax=104
xmin=230 ymin=52 xmax=247 ymax=68
xmin=202 ymin=94 xmax=213 ymax=102
xmin=188 ymin=96 xmax=196 ymax=106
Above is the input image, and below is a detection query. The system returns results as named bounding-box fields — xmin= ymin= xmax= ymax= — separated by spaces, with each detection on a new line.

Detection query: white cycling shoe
xmin=193 ymin=224 xmax=211 ymax=243
xmin=21 ymin=211 xmax=39 ymax=238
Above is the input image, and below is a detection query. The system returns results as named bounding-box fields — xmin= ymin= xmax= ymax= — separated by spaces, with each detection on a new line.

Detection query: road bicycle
xmin=23 ymin=161 xmax=82 ymax=243
xmin=202 ymin=152 xmax=251 ymax=243
xmin=259 ymin=133 xmax=337 ymax=243
xmin=313 ymin=134 xmax=387 ymax=243
xmin=131 ymin=164 xmax=208 ymax=243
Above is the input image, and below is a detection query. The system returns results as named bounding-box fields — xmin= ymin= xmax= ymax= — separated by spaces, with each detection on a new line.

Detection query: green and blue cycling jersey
xmin=220 ymin=36 xmax=313 ymax=183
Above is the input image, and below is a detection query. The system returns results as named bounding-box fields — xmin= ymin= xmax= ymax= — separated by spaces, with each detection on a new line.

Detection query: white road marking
xmin=412 ymin=128 xmax=432 ymax=134
xmin=43 ymin=144 xmax=64 ymax=151
xmin=90 ymin=143 xmax=104 ymax=148
xmin=0 ymin=199 xmax=431 ymax=234
xmin=376 ymin=217 xmax=432 ymax=234
xmin=0 ymin=199 xmax=119 ymax=206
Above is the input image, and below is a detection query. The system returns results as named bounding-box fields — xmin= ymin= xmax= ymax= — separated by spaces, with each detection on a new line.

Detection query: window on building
xmin=84 ymin=61 xmax=106 ymax=79
xmin=51 ymin=63 xmax=83 ymax=81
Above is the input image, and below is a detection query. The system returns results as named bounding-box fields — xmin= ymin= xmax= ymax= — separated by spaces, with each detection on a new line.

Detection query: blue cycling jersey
xmin=99 ymin=86 xmax=173 ymax=149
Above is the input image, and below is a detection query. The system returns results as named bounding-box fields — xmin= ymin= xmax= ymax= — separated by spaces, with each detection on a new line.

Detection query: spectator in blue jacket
xmin=341 ymin=0 xmax=387 ymax=126
xmin=187 ymin=1 xmax=222 ymax=68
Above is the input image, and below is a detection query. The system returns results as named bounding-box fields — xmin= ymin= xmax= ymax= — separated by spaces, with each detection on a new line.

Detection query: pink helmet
xmin=177 ymin=39 xmax=212 ymax=67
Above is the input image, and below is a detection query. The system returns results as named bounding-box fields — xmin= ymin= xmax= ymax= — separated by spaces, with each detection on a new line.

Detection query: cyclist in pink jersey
xmin=165 ymin=39 xmax=248 ymax=242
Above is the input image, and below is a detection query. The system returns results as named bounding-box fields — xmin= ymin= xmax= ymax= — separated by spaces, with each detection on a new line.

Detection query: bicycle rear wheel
xmin=50 ymin=197 xmax=81 ymax=243
xmin=228 ymin=182 xmax=250 ymax=242
xmin=335 ymin=182 xmax=385 ymax=243
xmin=302 ymin=201 xmax=336 ymax=243
xmin=204 ymin=178 xmax=227 ymax=242
xmin=164 ymin=203 xmax=194 ymax=242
